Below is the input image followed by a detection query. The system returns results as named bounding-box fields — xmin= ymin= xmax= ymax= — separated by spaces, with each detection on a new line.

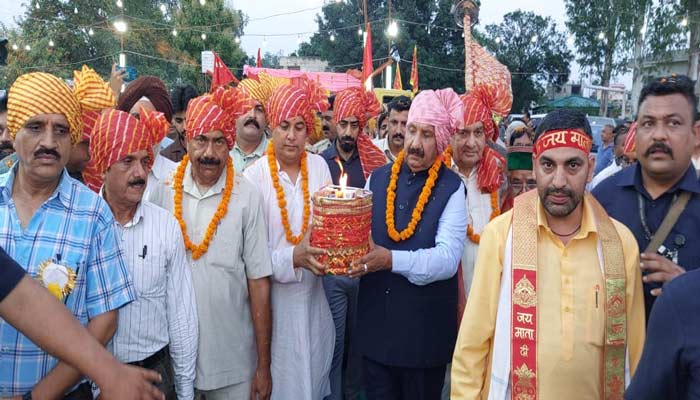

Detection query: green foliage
xmin=0 ymin=0 xmax=247 ymax=93
xmin=477 ymin=11 xmax=572 ymax=113
xmin=565 ymin=0 xmax=646 ymax=80
xmin=643 ymin=0 xmax=697 ymax=68
xmin=565 ymin=0 xmax=648 ymax=115
xmin=246 ymin=51 xmax=282 ymax=69
xmin=297 ymin=0 xmax=465 ymax=92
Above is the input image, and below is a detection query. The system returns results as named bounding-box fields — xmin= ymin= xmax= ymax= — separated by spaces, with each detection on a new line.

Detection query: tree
xmin=565 ymin=0 xmax=647 ymax=116
xmin=477 ymin=11 xmax=572 ymax=113
xmin=170 ymin=0 xmax=247 ymax=90
xmin=298 ymin=0 xmax=466 ymax=92
xmin=642 ymin=0 xmax=699 ymax=98
xmin=246 ymin=51 xmax=282 ymax=69
xmin=0 ymin=0 xmax=248 ymax=93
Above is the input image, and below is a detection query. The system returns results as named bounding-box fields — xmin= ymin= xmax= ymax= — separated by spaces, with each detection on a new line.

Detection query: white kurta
xmin=452 ymin=166 xmax=496 ymax=296
xmin=244 ymin=153 xmax=335 ymax=400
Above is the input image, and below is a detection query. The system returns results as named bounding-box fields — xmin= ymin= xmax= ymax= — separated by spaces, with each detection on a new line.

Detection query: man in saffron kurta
xmin=151 ymin=86 xmax=274 ymax=400
xmin=244 ymin=76 xmax=335 ymax=400
xmin=451 ymin=109 xmax=646 ymax=400
xmin=348 ymin=89 xmax=467 ymax=400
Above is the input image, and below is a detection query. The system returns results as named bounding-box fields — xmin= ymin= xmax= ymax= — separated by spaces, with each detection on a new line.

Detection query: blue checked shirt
xmin=0 ymin=166 xmax=136 ymax=396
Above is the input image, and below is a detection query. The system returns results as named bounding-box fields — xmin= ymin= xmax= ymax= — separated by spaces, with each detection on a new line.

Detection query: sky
xmin=0 ymin=0 xmax=630 ymax=88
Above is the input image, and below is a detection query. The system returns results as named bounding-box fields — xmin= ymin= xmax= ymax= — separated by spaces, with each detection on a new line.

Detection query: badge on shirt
xmin=37 ymin=259 xmax=77 ymax=302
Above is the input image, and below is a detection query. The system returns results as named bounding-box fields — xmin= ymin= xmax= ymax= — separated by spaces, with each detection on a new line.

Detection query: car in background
xmin=373 ymin=88 xmax=414 ymax=106
xmin=587 ymin=116 xmax=617 ymax=153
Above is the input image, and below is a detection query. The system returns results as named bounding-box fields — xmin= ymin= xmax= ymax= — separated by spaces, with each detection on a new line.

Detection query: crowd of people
xmin=0 ymin=63 xmax=698 ymax=400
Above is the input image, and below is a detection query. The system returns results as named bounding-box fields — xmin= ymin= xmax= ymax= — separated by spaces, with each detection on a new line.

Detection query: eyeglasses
xmin=616 ymin=155 xmax=634 ymax=167
xmin=509 ymin=180 xmax=537 ymax=191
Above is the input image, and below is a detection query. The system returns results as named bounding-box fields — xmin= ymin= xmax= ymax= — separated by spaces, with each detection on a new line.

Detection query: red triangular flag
xmin=393 ymin=63 xmax=403 ymax=90
xmin=211 ymin=51 xmax=238 ymax=89
xmin=362 ymin=22 xmax=373 ymax=91
xmin=256 ymin=48 xmax=262 ymax=68
xmin=410 ymin=45 xmax=419 ymax=93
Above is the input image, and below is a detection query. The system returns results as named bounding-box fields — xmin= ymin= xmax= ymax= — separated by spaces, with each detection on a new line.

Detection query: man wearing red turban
xmin=324 ymin=87 xmax=386 ymax=186
xmin=244 ymin=76 xmax=336 ymax=400
xmin=151 ymin=86 xmax=275 ymax=400
xmin=90 ymin=108 xmax=198 ymax=399
xmin=448 ymin=83 xmax=512 ymax=304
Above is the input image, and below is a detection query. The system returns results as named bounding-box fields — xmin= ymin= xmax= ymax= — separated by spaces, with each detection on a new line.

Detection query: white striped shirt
xmin=109 ymin=199 xmax=198 ymax=400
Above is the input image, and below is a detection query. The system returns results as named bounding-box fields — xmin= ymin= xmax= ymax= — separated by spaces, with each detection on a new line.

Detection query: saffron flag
xmin=410 ymin=45 xmax=419 ymax=93
xmin=211 ymin=51 xmax=238 ymax=89
xmin=393 ymin=63 xmax=403 ymax=90
xmin=256 ymin=48 xmax=262 ymax=68
xmin=362 ymin=22 xmax=373 ymax=91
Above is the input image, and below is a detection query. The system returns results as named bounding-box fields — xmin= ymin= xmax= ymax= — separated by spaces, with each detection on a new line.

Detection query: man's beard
xmin=338 ymin=136 xmax=356 ymax=153
xmin=539 ymin=186 xmax=582 ymax=217
xmin=0 ymin=142 xmax=13 ymax=159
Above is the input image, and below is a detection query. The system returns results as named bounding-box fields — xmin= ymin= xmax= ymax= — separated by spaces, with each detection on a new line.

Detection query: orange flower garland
xmin=386 ymin=150 xmax=443 ymax=241
xmin=173 ymin=154 xmax=234 ymax=260
xmin=466 ymin=191 xmax=500 ymax=244
xmin=267 ymin=141 xmax=311 ymax=245
xmin=443 ymin=145 xmax=453 ymax=168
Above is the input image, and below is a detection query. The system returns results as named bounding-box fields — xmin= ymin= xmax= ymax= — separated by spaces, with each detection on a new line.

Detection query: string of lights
xmin=7 ymin=0 xmax=694 ymax=51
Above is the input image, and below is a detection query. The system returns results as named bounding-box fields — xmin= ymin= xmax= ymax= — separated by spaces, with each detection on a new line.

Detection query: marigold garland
xmin=466 ymin=191 xmax=500 ymax=244
xmin=443 ymin=145 xmax=453 ymax=168
xmin=386 ymin=150 xmax=443 ymax=241
xmin=173 ymin=154 xmax=234 ymax=260
xmin=267 ymin=141 xmax=311 ymax=245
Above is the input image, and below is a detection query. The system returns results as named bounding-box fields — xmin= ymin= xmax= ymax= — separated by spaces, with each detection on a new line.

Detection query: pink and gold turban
xmin=461 ymin=84 xmax=512 ymax=142
xmin=185 ymin=86 xmax=255 ymax=150
xmin=266 ymin=76 xmax=329 ymax=137
xmin=461 ymin=84 xmax=512 ymax=193
xmin=84 ymin=108 xmax=169 ymax=192
xmin=406 ymin=88 xmax=463 ymax=154
xmin=238 ymin=72 xmax=289 ymax=108
xmin=623 ymin=122 xmax=637 ymax=156
xmin=7 ymin=66 xmax=116 ymax=143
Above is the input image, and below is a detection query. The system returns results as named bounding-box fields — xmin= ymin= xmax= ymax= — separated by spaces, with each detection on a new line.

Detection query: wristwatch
xmin=22 ymin=391 xmax=32 ymax=400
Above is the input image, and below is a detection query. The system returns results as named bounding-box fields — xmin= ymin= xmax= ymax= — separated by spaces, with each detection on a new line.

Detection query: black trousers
xmin=363 ymin=357 xmax=446 ymax=400
xmin=63 ymin=382 xmax=93 ymax=400
xmin=129 ymin=346 xmax=177 ymax=400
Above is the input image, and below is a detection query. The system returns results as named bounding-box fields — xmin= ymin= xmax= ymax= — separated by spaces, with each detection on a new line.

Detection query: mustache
xmin=0 ymin=141 xmax=12 ymax=151
xmin=545 ymin=187 xmax=573 ymax=198
xmin=243 ymin=117 xmax=260 ymax=129
xmin=128 ymin=178 xmax=146 ymax=187
xmin=34 ymin=148 xmax=60 ymax=159
xmin=407 ymin=146 xmax=424 ymax=157
xmin=391 ymin=132 xmax=404 ymax=140
xmin=644 ymin=142 xmax=673 ymax=158
xmin=339 ymin=135 xmax=355 ymax=143
xmin=198 ymin=157 xmax=221 ymax=166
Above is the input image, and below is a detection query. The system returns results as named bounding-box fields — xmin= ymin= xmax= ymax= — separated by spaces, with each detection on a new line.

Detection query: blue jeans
xmin=323 ymin=274 xmax=362 ymax=400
